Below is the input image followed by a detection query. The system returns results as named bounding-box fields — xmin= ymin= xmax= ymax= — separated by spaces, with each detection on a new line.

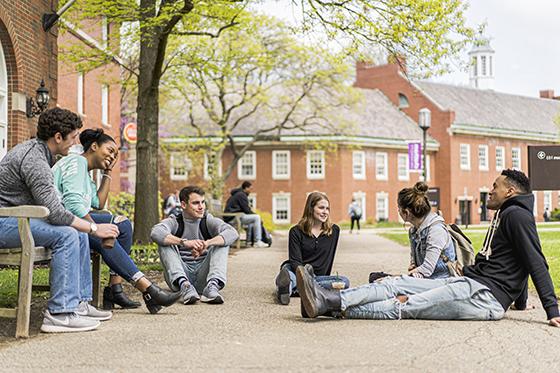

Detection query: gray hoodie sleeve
xmin=205 ymin=213 xmax=239 ymax=246
xmin=150 ymin=217 xmax=179 ymax=245
xmin=415 ymin=223 xmax=449 ymax=278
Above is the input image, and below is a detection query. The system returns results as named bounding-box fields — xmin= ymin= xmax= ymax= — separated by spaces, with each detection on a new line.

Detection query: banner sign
xmin=408 ymin=142 xmax=422 ymax=171
xmin=528 ymin=145 xmax=560 ymax=190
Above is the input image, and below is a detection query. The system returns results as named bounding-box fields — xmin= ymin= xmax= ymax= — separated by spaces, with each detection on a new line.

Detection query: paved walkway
xmin=1 ymin=231 xmax=559 ymax=372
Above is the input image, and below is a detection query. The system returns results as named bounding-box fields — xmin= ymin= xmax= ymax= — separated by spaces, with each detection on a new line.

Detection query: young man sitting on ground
xmin=297 ymin=169 xmax=560 ymax=327
xmin=0 ymin=108 xmax=118 ymax=333
xmin=151 ymin=186 xmax=238 ymax=305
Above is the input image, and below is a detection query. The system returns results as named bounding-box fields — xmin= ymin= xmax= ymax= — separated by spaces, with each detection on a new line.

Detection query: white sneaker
xmin=40 ymin=310 xmax=100 ymax=333
xmin=76 ymin=301 xmax=113 ymax=321
xmin=254 ymin=241 xmax=269 ymax=248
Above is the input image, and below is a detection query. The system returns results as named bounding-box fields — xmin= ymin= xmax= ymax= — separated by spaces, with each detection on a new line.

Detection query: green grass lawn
xmin=379 ymin=229 xmax=560 ymax=294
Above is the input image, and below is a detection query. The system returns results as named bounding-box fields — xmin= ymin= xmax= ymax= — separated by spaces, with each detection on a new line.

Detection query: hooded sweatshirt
xmin=223 ymin=187 xmax=253 ymax=222
xmin=408 ymin=212 xmax=455 ymax=279
xmin=463 ymin=193 xmax=559 ymax=319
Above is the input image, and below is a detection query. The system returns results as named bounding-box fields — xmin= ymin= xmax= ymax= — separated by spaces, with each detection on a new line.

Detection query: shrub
xmin=130 ymin=243 xmax=160 ymax=265
xmin=551 ymin=208 xmax=560 ymax=222
xmin=256 ymin=209 xmax=276 ymax=232
xmin=108 ymin=192 xmax=135 ymax=221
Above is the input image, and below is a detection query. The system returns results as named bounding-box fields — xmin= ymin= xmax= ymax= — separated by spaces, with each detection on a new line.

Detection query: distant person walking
xmin=543 ymin=207 xmax=551 ymax=222
xmin=163 ymin=190 xmax=181 ymax=218
xmin=348 ymin=198 xmax=362 ymax=234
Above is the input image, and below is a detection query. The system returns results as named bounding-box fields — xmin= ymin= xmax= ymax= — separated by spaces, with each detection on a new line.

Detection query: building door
xmin=459 ymin=200 xmax=472 ymax=226
xmin=479 ymin=192 xmax=489 ymax=221
xmin=0 ymin=38 xmax=8 ymax=160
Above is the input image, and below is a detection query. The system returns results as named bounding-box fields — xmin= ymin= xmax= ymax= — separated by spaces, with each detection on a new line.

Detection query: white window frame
xmin=375 ymin=152 xmax=388 ymax=181
xmin=533 ymin=191 xmax=538 ymax=217
xmin=204 ymin=153 xmax=223 ymax=180
xmin=376 ymin=192 xmax=389 ymax=222
xmin=352 ymin=151 xmax=366 ymax=180
xmin=397 ymin=153 xmax=409 ymax=181
xmin=460 ymin=144 xmax=471 ymax=170
xmin=425 ymin=155 xmax=431 ymax=182
xmin=544 ymin=191 xmax=552 ymax=211
xmin=495 ymin=146 xmax=505 ymax=171
xmin=77 ymin=72 xmax=84 ymax=115
xmin=272 ymin=150 xmax=291 ymax=180
xmin=170 ymin=153 xmax=189 ymax=181
xmin=101 ymin=85 xmax=109 ymax=126
xmin=272 ymin=193 xmax=291 ymax=224
xmin=512 ymin=147 xmax=522 ymax=170
xmin=306 ymin=150 xmax=325 ymax=180
xmin=237 ymin=151 xmax=256 ymax=180
xmin=101 ymin=16 xmax=108 ymax=49
xmin=478 ymin=145 xmax=489 ymax=171
xmin=352 ymin=191 xmax=367 ymax=222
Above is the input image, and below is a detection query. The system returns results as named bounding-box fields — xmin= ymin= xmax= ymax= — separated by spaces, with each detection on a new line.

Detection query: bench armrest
xmin=0 ymin=206 xmax=49 ymax=219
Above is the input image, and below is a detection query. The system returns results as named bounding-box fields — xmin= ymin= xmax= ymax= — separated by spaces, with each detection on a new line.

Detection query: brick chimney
xmin=539 ymin=89 xmax=556 ymax=99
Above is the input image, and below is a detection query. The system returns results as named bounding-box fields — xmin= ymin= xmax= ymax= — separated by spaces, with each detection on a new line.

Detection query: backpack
xmin=171 ymin=210 xmax=211 ymax=241
xmin=441 ymin=223 xmax=475 ymax=276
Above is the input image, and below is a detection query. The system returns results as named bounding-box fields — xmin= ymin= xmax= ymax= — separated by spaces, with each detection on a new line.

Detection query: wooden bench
xmin=0 ymin=206 xmax=102 ymax=338
xmin=212 ymin=212 xmax=250 ymax=250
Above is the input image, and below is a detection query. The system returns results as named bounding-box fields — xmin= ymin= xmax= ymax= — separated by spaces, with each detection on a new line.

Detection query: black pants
xmin=350 ymin=216 xmax=361 ymax=231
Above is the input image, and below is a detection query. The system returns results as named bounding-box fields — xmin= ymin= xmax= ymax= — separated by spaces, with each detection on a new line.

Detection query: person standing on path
xmin=275 ymin=192 xmax=349 ymax=305
xmin=348 ymin=198 xmax=362 ymax=234
xmin=297 ymin=170 xmax=560 ymax=327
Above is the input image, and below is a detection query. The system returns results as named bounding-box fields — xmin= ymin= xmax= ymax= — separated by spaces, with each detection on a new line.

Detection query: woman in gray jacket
xmin=398 ymin=182 xmax=456 ymax=279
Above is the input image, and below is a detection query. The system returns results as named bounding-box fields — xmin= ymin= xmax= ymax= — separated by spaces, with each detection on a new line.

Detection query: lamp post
xmin=26 ymin=80 xmax=50 ymax=118
xmin=418 ymin=108 xmax=431 ymax=181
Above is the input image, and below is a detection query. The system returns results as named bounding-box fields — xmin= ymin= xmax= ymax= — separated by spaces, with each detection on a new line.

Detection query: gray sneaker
xmin=201 ymin=281 xmax=224 ymax=304
xmin=40 ymin=310 xmax=100 ymax=333
xmin=180 ymin=282 xmax=200 ymax=305
xmin=76 ymin=301 xmax=113 ymax=321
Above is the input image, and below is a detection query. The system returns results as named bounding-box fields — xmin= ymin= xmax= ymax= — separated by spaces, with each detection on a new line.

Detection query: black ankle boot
xmin=103 ymin=284 xmax=141 ymax=310
xmin=296 ymin=266 xmax=341 ymax=318
xmin=142 ymin=284 xmax=181 ymax=314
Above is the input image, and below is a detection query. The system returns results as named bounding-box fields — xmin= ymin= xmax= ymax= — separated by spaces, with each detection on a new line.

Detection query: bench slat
xmin=0 ymin=206 xmax=49 ymax=218
xmin=0 ymin=247 xmax=50 ymax=266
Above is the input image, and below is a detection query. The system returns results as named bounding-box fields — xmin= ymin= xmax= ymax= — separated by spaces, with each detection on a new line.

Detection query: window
xmin=489 ymin=56 xmax=493 ymax=76
xmin=352 ymin=151 xmax=366 ymax=179
xmin=272 ymin=193 xmax=290 ymax=224
xmin=376 ymin=192 xmax=389 ymax=222
xmin=544 ymin=191 xmax=552 ymax=210
xmin=77 ymin=73 xmax=84 ymax=115
xmin=306 ymin=150 xmax=325 ymax=179
xmin=512 ymin=147 xmax=521 ymax=170
xmin=204 ymin=153 xmax=222 ymax=180
xmin=495 ymin=146 xmax=505 ymax=171
xmin=533 ymin=191 xmax=538 ymax=217
xmin=101 ymin=85 xmax=109 ymax=125
xmin=460 ymin=144 xmax=471 ymax=170
xmin=375 ymin=152 xmax=388 ymax=180
xmin=425 ymin=155 xmax=431 ymax=182
xmin=238 ymin=151 xmax=256 ymax=180
xmin=101 ymin=16 xmax=108 ymax=48
xmin=398 ymin=93 xmax=409 ymax=108
xmin=397 ymin=153 xmax=409 ymax=181
xmin=481 ymin=56 xmax=487 ymax=76
xmin=472 ymin=56 xmax=477 ymax=76
xmin=272 ymin=150 xmax=290 ymax=180
xmin=478 ymin=145 xmax=489 ymax=171
xmin=353 ymin=191 xmax=366 ymax=221
xmin=248 ymin=194 xmax=256 ymax=210
xmin=170 ymin=153 xmax=189 ymax=180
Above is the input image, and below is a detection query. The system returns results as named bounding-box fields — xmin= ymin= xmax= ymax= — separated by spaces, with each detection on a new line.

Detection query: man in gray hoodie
xmin=0 ymin=108 xmax=118 ymax=333
xmin=151 ymin=186 xmax=238 ymax=304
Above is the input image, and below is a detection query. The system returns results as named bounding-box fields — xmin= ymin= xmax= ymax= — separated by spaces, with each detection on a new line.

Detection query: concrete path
xmin=1 ymin=230 xmax=560 ymax=372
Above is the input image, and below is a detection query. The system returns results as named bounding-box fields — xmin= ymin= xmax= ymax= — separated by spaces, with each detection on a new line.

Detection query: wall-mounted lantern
xmin=26 ymin=80 xmax=50 ymax=118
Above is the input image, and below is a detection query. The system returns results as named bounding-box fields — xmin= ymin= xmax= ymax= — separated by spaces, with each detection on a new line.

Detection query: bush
xmin=256 ymin=209 xmax=276 ymax=232
xmin=108 ymin=192 xmax=135 ymax=221
xmin=551 ymin=208 xmax=560 ymax=222
xmin=130 ymin=243 xmax=160 ymax=265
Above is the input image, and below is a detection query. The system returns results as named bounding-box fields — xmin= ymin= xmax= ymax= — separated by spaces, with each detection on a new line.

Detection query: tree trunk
xmin=133 ymin=2 xmax=163 ymax=243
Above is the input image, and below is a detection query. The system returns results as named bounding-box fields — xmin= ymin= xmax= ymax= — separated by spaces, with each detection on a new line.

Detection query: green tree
xmin=61 ymin=0 xmax=475 ymax=242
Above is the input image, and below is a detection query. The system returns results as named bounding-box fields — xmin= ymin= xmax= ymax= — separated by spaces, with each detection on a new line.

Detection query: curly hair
xmin=36 ymin=108 xmax=83 ymax=141
xmin=501 ymin=169 xmax=531 ymax=194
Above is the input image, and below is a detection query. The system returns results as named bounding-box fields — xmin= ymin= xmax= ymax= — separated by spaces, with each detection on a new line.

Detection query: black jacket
xmin=224 ymin=188 xmax=253 ymax=222
xmin=463 ymin=194 xmax=559 ymax=319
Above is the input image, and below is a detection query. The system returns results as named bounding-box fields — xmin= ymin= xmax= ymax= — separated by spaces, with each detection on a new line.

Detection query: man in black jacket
xmin=297 ymin=169 xmax=560 ymax=327
xmin=224 ymin=181 xmax=268 ymax=247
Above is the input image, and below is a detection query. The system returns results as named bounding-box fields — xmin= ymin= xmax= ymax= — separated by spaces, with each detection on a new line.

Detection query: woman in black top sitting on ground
xmin=275 ymin=192 xmax=349 ymax=305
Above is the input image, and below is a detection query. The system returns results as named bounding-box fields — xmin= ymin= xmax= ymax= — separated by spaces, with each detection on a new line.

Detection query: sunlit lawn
xmin=380 ymin=229 xmax=560 ymax=294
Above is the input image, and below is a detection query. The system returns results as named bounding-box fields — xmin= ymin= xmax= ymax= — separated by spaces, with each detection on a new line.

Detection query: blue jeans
xmin=282 ymin=264 xmax=350 ymax=295
xmin=0 ymin=217 xmax=91 ymax=313
xmin=240 ymin=214 xmax=262 ymax=242
xmin=159 ymin=245 xmax=229 ymax=294
xmin=341 ymin=275 xmax=504 ymax=320
xmin=88 ymin=212 xmax=143 ymax=283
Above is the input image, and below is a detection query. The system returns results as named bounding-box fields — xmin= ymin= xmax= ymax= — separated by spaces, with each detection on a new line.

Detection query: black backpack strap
xmin=199 ymin=216 xmax=211 ymax=241
xmin=172 ymin=210 xmax=185 ymax=238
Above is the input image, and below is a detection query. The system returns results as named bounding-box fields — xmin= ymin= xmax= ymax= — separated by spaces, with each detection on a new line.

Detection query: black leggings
xmin=350 ymin=216 xmax=361 ymax=231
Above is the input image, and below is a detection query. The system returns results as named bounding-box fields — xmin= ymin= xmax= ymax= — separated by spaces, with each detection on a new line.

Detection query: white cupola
xmin=468 ymin=38 xmax=495 ymax=90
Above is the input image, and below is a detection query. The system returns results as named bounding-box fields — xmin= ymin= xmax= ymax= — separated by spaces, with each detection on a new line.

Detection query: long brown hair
xmin=297 ymin=192 xmax=333 ymax=236
xmin=397 ymin=181 xmax=431 ymax=219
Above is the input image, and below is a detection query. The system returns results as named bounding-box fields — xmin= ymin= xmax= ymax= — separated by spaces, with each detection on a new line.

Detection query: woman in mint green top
xmin=53 ymin=128 xmax=180 ymax=314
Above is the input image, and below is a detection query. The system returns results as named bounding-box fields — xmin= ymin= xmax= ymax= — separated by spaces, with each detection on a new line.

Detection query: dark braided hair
xmin=79 ymin=128 xmax=115 ymax=152
xmin=398 ymin=182 xmax=431 ymax=218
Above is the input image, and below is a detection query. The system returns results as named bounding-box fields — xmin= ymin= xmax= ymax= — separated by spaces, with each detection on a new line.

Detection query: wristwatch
xmin=89 ymin=222 xmax=98 ymax=235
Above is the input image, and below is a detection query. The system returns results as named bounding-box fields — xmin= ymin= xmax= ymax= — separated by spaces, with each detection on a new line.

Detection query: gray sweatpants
xmin=158 ymin=245 xmax=229 ymax=293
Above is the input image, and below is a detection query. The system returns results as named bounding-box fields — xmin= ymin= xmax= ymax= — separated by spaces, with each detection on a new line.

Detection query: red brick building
xmin=0 ymin=0 xmax=59 ymax=159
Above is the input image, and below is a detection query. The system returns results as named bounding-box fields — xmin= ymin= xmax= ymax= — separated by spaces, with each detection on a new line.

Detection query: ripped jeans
xmin=341 ymin=275 xmax=505 ymax=321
